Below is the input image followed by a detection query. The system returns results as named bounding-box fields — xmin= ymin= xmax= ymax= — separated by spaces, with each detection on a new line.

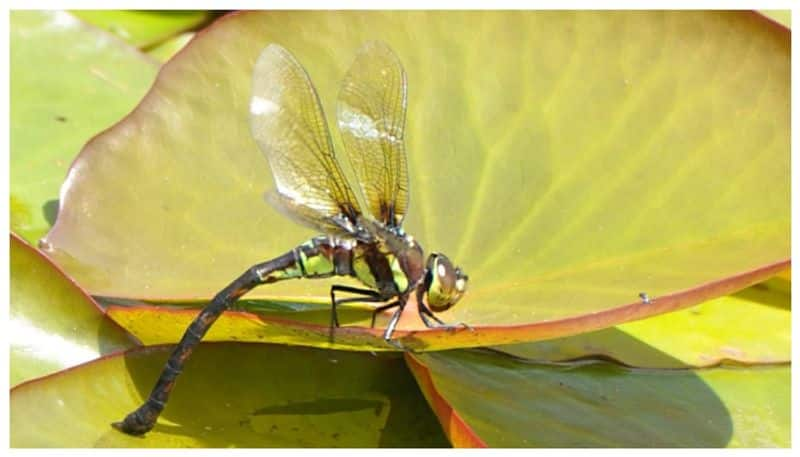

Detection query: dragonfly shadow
xmin=732 ymin=279 xmax=791 ymax=310
xmin=118 ymin=342 xmax=449 ymax=447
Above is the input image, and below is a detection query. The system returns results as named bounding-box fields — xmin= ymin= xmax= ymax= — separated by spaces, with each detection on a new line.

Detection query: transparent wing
xmin=249 ymin=44 xmax=362 ymax=235
xmin=264 ymin=191 xmax=362 ymax=239
xmin=337 ymin=41 xmax=409 ymax=228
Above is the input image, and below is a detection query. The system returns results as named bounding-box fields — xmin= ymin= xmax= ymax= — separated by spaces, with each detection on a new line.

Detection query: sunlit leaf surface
xmin=71 ymin=10 xmax=210 ymax=48
xmin=146 ymin=32 xmax=195 ymax=62
xmin=10 ymin=233 xmax=137 ymax=386
xmin=407 ymin=350 xmax=789 ymax=447
xmin=42 ymin=11 xmax=789 ymax=348
xmin=11 ymin=343 xmax=449 ymax=448
xmin=10 ymin=10 xmax=158 ymax=244
xmin=492 ymin=274 xmax=790 ymax=368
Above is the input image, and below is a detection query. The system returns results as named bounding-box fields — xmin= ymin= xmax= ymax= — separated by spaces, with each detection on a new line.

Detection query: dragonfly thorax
xmin=350 ymin=232 xmax=425 ymax=298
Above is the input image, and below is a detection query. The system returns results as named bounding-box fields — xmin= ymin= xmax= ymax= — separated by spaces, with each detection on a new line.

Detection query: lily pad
xmin=146 ymin=32 xmax=195 ymax=62
xmin=10 ymin=233 xmax=137 ymax=386
xmin=10 ymin=343 xmax=449 ymax=447
xmin=492 ymin=273 xmax=791 ymax=368
xmin=70 ymin=10 xmax=211 ymax=48
xmin=10 ymin=10 xmax=159 ymax=244
xmin=758 ymin=10 xmax=790 ymax=28
xmin=41 ymin=11 xmax=789 ymax=348
xmin=407 ymin=350 xmax=790 ymax=447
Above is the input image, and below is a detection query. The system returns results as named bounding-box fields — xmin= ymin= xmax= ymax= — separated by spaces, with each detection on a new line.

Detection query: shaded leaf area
xmin=42 ymin=12 xmax=789 ymax=347
xmin=146 ymin=32 xmax=195 ymax=62
xmin=11 ymin=343 xmax=450 ymax=448
xmin=407 ymin=349 xmax=790 ymax=447
xmin=9 ymin=233 xmax=138 ymax=387
xmin=70 ymin=10 xmax=212 ymax=48
xmin=10 ymin=10 xmax=158 ymax=244
xmin=492 ymin=274 xmax=791 ymax=368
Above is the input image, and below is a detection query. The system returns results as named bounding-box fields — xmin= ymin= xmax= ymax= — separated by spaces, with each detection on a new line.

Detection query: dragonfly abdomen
xmin=256 ymin=236 xmax=354 ymax=283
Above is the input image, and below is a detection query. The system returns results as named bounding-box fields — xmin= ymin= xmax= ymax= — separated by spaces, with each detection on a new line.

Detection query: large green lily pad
xmin=10 ymin=233 xmax=137 ymax=386
xmin=11 ymin=343 xmax=449 ymax=447
xmin=10 ymin=10 xmax=159 ymax=244
xmin=41 ymin=11 xmax=789 ymax=348
xmin=407 ymin=350 xmax=790 ymax=447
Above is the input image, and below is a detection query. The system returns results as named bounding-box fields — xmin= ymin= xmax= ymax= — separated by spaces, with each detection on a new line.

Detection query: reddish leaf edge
xmin=10 ymin=232 xmax=143 ymax=346
xmin=404 ymin=353 xmax=487 ymax=448
xmin=10 ymin=346 xmax=134 ymax=393
xmin=482 ymin=258 xmax=791 ymax=344
xmin=105 ymin=258 xmax=789 ymax=351
xmin=10 ymin=342 xmax=273 ymax=394
xmin=753 ymin=10 xmax=791 ymax=31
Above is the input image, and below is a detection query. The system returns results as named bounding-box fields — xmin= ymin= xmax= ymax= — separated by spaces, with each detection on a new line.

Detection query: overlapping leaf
xmin=492 ymin=274 xmax=790 ymax=368
xmin=407 ymin=350 xmax=789 ymax=447
xmin=71 ymin=10 xmax=211 ymax=48
xmin=10 ymin=10 xmax=158 ymax=244
xmin=147 ymin=32 xmax=195 ymax=62
xmin=9 ymin=233 xmax=137 ymax=386
xmin=40 ymin=11 xmax=789 ymax=349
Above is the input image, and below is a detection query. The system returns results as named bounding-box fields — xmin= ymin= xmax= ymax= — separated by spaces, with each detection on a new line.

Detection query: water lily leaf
xmin=10 ymin=343 xmax=449 ymax=447
xmin=70 ymin=10 xmax=211 ymax=48
xmin=758 ymin=10 xmax=790 ymax=28
xmin=146 ymin=32 xmax=195 ymax=62
xmin=492 ymin=273 xmax=791 ymax=368
xmin=41 ymin=11 xmax=789 ymax=349
xmin=774 ymin=267 xmax=790 ymax=282
xmin=9 ymin=233 xmax=138 ymax=387
xmin=407 ymin=350 xmax=790 ymax=447
xmin=10 ymin=10 xmax=158 ymax=244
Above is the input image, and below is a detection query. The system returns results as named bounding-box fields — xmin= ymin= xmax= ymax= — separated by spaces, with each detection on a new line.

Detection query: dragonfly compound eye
xmin=426 ymin=254 xmax=468 ymax=312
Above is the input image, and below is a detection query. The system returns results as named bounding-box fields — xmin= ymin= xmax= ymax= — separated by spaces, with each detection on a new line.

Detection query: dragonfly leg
xmin=112 ymin=252 xmax=297 ymax=436
xmin=329 ymin=285 xmax=382 ymax=342
xmin=417 ymin=290 xmax=474 ymax=332
xmin=418 ymin=306 xmax=447 ymax=327
xmin=370 ymin=300 xmax=401 ymax=328
xmin=383 ymin=296 xmax=409 ymax=349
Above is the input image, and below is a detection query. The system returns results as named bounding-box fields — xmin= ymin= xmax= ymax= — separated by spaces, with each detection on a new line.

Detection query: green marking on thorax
xmin=352 ymin=255 xmax=378 ymax=289
xmin=390 ymin=255 xmax=409 ymax=292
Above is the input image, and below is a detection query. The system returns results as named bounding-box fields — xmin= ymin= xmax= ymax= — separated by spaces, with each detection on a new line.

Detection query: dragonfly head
xmin=424 ymin=253 xmax=468 ymax=312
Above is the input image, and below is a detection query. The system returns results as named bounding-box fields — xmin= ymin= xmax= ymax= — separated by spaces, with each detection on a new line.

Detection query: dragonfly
xmin=113 ymin=41 xmax=470 ymax=436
